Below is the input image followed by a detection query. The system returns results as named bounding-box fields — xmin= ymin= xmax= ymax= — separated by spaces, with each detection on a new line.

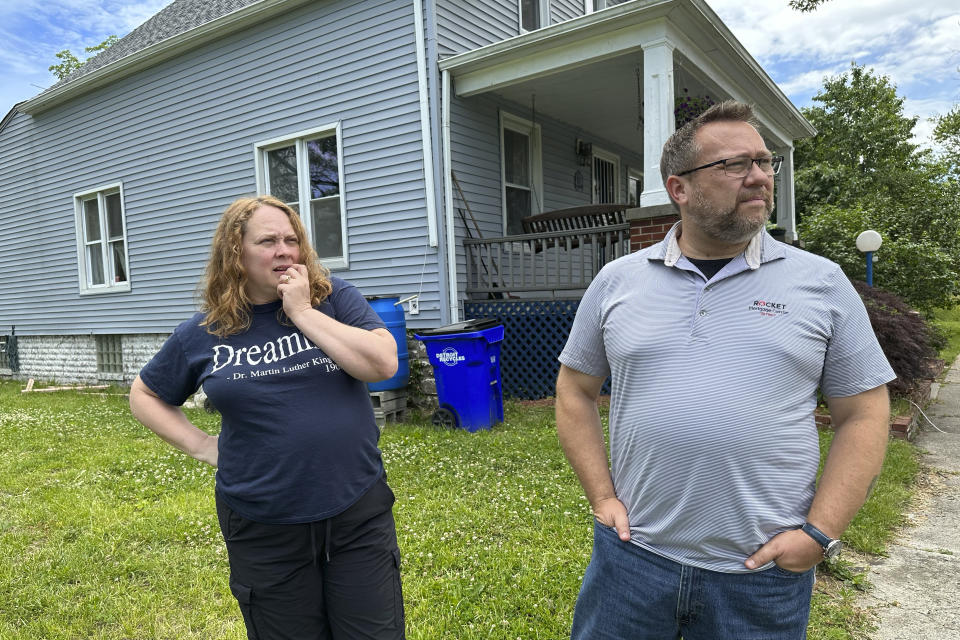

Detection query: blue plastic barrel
xmin=414 ymin=319 xmax=504 ymax=432
xmin=365 ymin=296 xmax=410 ymax=392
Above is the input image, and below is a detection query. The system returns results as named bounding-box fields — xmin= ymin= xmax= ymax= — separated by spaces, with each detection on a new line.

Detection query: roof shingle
xmin=46 ymin=0 xmax=263 ymax=91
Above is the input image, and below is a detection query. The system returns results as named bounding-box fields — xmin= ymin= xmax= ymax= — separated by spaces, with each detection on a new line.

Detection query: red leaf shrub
xmin=851 ymin=280 xmax=944 ymax=395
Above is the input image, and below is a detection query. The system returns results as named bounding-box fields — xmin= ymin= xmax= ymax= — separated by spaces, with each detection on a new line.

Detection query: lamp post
xmin=855 ymin=230 xmax=883 ymax=286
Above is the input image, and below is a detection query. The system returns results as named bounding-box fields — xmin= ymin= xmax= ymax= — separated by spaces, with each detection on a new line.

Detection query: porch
xmin=437 ymin=0 xmax=815 ymax=397
xmin=464 ymin=203 xmax=632 ymax=299
xmin=439 ymin=0 xmax=815 ymax=325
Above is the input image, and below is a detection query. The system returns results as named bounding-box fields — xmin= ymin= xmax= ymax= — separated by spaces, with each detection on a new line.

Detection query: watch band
xmin=801 ymin=523 xmax=831 ymax=547
xmin=801 ymin=522 xmax=843 ymax=558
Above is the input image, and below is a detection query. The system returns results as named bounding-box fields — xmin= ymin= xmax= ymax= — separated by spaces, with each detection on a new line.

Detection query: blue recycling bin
xmin=414 ymin=318 xmax=504 ymax=432
xmin=365 ymin=296 xmax=410 ymax=392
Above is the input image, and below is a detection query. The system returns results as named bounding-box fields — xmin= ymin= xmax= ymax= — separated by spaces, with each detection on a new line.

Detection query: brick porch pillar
xmin=629 ymin=211 xmax=680 ymax=251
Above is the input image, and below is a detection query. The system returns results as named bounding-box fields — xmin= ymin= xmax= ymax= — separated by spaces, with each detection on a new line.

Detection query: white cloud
xmin=775 ymin=67 xmax=844 ymax=102
xmin=0 ymin=0 xmax=169 ymax=108
xmin=706 ymin=0 xmax=960 ymax=145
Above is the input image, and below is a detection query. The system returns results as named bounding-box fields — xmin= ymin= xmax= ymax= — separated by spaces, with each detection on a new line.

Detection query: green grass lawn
xmin=933 ymin=306 xmax=960 ymax=369
xmin=0 ymin=380 xmax=918 ymax=639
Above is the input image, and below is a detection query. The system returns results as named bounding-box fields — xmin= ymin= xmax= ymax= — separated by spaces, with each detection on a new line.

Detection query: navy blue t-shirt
xmin=139 ymin=277 xmax=387 ymax=524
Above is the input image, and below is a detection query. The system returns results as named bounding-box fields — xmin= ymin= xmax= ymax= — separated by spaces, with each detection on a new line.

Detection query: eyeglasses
xmin=676 ymin=155 xmax=784 ymax=178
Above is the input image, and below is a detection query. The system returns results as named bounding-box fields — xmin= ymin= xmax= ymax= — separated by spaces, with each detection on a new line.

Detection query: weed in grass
xmin=819 ymin=557 xmax=871 ymax=592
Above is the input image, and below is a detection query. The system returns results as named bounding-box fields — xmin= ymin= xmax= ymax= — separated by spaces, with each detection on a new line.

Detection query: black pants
xmin=216 ymin=478 xmax=405 ymax=639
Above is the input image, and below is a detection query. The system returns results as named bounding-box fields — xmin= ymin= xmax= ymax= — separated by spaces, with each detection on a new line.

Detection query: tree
xmin=794 ymin=63 xmax=919 ymax=220
xmin=789 ymin=0 xmax=832 ymax=11
xmin=49 ymin=35 xmax=118 ymax=80
xmin=796 ymin=64 xmax=960 ymax=312
xmin=932 ymin=106 xmax=960 ymax=181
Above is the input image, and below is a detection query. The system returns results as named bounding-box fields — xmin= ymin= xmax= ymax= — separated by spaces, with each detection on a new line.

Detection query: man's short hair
xmin=659 ymin=100 xmax=761 ymax=188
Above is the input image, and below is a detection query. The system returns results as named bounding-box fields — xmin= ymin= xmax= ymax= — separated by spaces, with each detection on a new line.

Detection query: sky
xmin=0 ymin=0 xmax=958 ymax=144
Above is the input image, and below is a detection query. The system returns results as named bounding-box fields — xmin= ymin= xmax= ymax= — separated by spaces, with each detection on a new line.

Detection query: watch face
xmin=824 ymin=540 xmax=844 ymax=559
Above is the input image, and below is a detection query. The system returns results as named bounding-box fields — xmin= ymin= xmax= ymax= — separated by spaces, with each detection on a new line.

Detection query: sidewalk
xmin=858 ymin=364 xmax=960 ymax=638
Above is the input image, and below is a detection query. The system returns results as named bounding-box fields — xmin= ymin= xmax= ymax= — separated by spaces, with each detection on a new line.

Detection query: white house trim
xmin=641 ymin=37 xmax=674 ymax=210
xmin=441 ymin=69 xmax=459 ymax=323
xmin=438 ymin=0 xmax=814 ymax=141
xmin=412 ymin=0 xmax=439 ymax=248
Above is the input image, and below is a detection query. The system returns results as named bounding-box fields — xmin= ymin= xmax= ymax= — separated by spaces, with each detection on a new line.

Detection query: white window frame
xmin=254 ymin=123 xmax=349 ymax=270
xmin=499 ymin=111 xmax=543 ymax=235
xmin=627 ymin=166 xmax=643 ymax=207
xmin=591 ymin=146 xmax=621 ymax=204
xmin=519 ymin=0 xmax=550 ymax=32
xmin=0 ymin=335 xmax=10 ymax=372
xmin=584 ymin=0 xmax=608 ymax=13
xmin=73 ymin=182 xmax=131 ymax=295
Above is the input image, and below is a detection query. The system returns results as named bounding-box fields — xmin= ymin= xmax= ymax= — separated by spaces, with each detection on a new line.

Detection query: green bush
xmin=800 ymin=204 xmax=960 ymax=312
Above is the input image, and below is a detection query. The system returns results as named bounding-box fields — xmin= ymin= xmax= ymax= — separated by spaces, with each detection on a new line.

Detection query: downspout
xmin=424 ymin=0 xmax=451 ymax=322
xmin=442 ymin=68 xmax=460 ymax=322
xmin=412 ymin=0 xmax=438 ymax=247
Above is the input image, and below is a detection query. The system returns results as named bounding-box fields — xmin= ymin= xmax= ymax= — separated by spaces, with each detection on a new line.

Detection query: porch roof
xmin=438 ymin=0 xmax=815 ymax=145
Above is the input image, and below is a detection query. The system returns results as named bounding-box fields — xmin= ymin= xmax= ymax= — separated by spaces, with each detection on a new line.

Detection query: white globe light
xmin=856 ymin=230 xmax=883 ymax=252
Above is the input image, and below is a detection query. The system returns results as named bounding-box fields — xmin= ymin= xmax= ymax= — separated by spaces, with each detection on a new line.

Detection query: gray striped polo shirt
xmin=560 ymin=222 xmax=895 ymax=573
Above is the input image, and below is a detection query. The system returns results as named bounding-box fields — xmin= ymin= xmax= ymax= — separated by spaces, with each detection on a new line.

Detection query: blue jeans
xmin=571 ymin=522 xmax=815 ymax=640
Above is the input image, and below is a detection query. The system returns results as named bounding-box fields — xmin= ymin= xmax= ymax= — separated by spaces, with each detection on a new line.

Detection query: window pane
xmin=520 ymin=0 xmax=540 ymax=30
xmin=311 ymin=196 xmax=343 ymax=259
xmin=105 ymin=193 xmax=123 ymax=239
xmin=504 ymin=129 xmax=530 ymax=186
xmin=84 ymin=199 xmax=101 ymax=241
xmin=308 ymin=137 xmax=339 ymax=198
xmin=267 ymin=145 xmax=299 ymax=204
xmin=505 ymin=186 xmax=531 ymax=234
xmin=594 ymin=157 xmax=616 ymax=203
xmin=87 ymin=245 xmax=105 ymax=285
xmin=111 ymin=240 xmax=127 ymax=282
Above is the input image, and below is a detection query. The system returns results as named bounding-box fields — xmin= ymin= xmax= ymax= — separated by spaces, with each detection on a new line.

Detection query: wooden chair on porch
xmin=521 ymin=203 xmax=627 ymax=235
xmin=520 ymin=203 xmax=628 ymax=253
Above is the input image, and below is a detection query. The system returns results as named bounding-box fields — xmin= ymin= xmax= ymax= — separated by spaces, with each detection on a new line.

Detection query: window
xmin=519 ymin=0 xmax=548 ymax=32
xmin=585 ymin=0 xmax=607 ymax=13
xmin=255 ymin=124 xmax=347 ymax=269
xmin=96 ymin=334 xmax=123 ymax=376
xmin=73 ymin=183 xmax=130 ymax=294
xmin=500 ymin=112 xmax=543 ymax=235
xmin=0 ymin=335 xmax=9 ymax=370
xmin=592 ymin=147 xmax=620 ymax=203
xmin=627 ymin=168 xmax=643 ymax=206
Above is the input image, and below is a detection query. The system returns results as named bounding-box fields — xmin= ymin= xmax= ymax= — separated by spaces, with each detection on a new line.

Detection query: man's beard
xmin=687 ymin=187 xmax=773 ymax=244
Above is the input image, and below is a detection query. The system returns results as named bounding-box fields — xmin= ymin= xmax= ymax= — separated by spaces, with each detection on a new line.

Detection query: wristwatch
xmin=801 ymin=522 xmax=844 ymax=559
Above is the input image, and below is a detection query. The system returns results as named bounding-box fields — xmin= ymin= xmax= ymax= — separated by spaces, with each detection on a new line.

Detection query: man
xmin=556 ymin=100 xmax=895 ymax=639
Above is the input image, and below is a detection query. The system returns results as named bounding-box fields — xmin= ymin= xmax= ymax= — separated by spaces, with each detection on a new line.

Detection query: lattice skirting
xmin=463 ymin=299 xmax=609 ymax=400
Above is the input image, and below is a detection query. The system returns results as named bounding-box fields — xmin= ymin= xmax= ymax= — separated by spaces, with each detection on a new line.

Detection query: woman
xmin=129 ymin=195 xmax=404 ymax=639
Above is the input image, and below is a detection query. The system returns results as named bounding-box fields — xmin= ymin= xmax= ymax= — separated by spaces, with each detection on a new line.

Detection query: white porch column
xmin=639 ymin=39 xmax=675 ymax=212
xmin=778 ymin=145 xmax=797 ymax=242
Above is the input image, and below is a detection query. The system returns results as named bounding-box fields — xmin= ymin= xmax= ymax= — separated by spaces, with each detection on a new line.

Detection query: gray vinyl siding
xmin=551 ymin=0 xmax=584 ymax=23
xmin=450 ymin=92 xmax=642 ymax=302
xmin=435 ymin=0 xmax=585 ymax=56
xmin=0 ymin=0 xmax=444 ymax=335
xmin=435 ymin=0 xmax=519 ymax=56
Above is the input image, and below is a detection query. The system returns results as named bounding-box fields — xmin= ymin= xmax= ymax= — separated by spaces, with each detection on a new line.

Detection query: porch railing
xmin=464 ymin=223 xmax=631 ymax=296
